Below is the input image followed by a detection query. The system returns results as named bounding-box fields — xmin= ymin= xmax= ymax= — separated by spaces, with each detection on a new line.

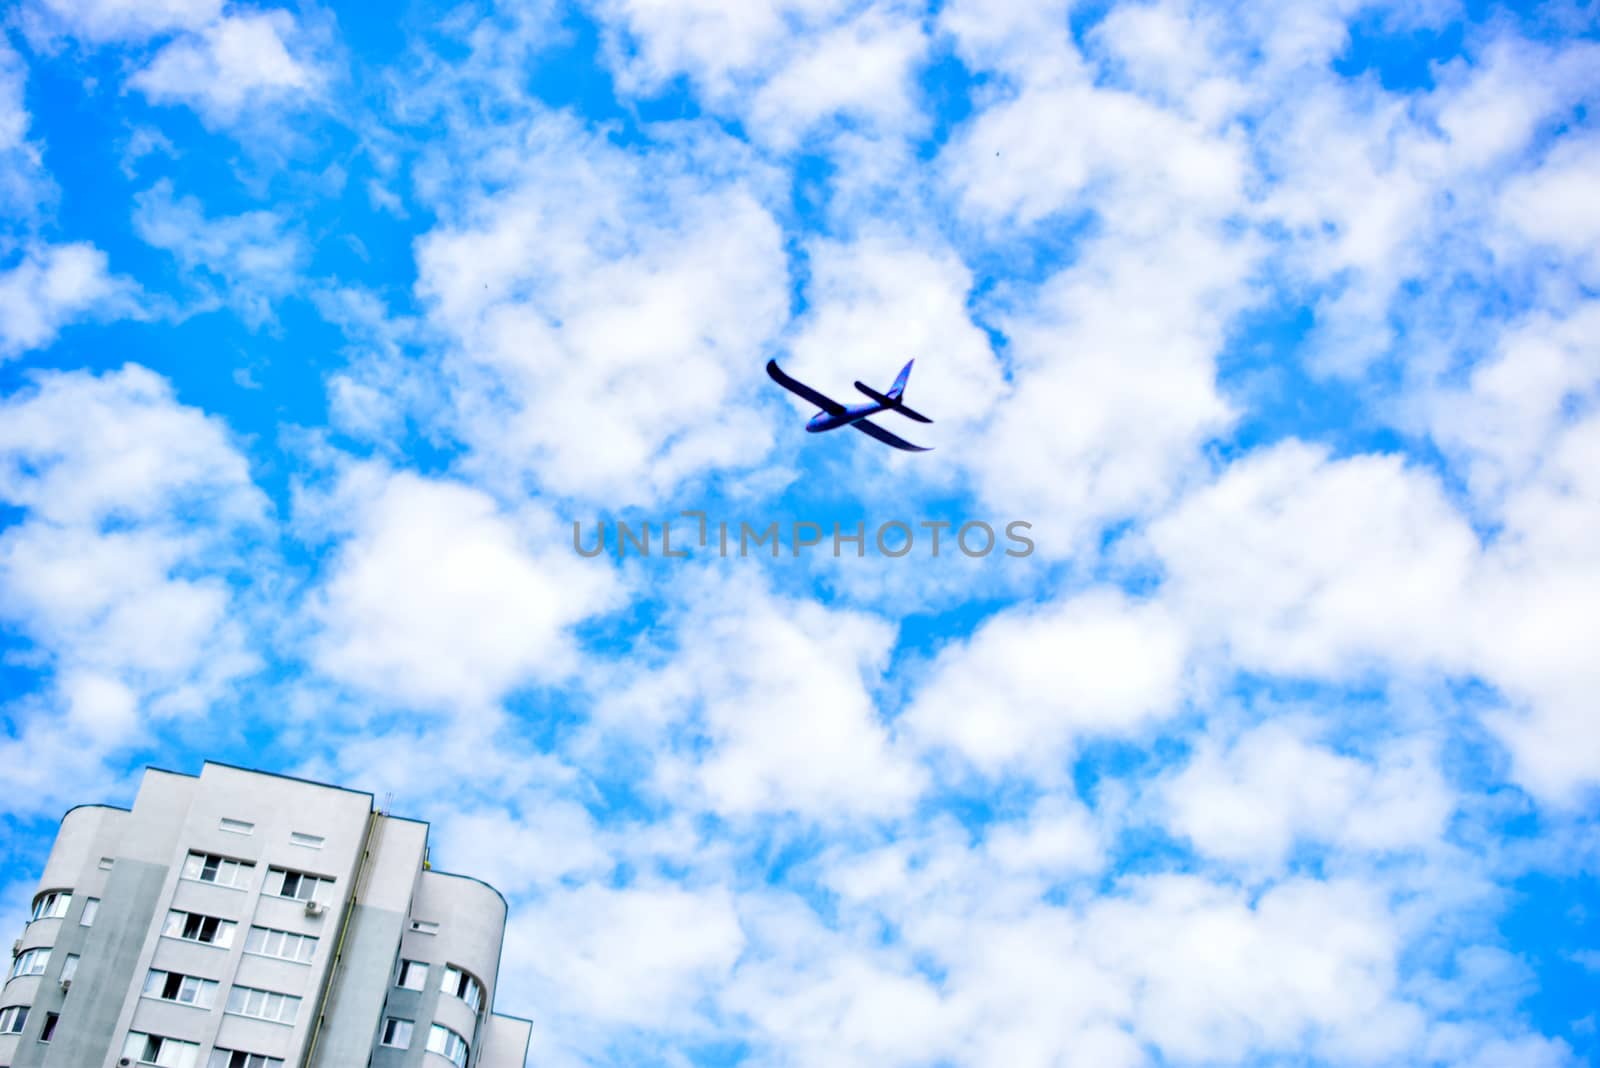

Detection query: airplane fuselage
xmin=806 ymin=403 xmax=885 ymax=433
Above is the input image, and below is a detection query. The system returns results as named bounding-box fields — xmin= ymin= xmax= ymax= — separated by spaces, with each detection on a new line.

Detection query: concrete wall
xmin=366 ymin=869 xmax=516 ymax=1068
xmin=30 ymin=859 xmax=171 ymax=1067
xmin=306 ymin=816 xmax=427 ymax=1068
xmin=478 ymin=1013 xmax=534 ymax=1068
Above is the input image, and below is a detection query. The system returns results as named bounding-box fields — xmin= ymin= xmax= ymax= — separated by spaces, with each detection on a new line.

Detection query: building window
xmin=122 ymin=1030 xmax=201 ymax=1067
xmin=268 ymin=867 xmax=331 ymax=903
xmin=289 ymin=832 xmax=324 ymax=849
xmin=39 ymin=1010 xmax=59 ymax=1042
xmin=181 ymin=852 xmax=254 ymax=889
xmin=143 ymin=969 xmax=219 ymax=1009
xmin=396 ymin=959 xmax=429 ymax=990
xmin=0 ymin=1005 xmax=28 ymax=1034
xmin=80 ymin=897 xmax=100 ymax=926
xmin=380 ymin=1017 xmax=414 ymax=1048
xmin=162 ymin=910 xmax=237 ymax=947
xmin=426 ymin=1023 xmax=470 ymax=1068
xmin=61 ymin=954 xmax=79 ymax=983
xmin=10 ymin=948 xmax=49 ymax=978
xmin=219 ymin=818 xmax=255 ymax=836
xmin=208 ymin=1050 xmax=284 ymax=1068
xmin=244 ymin=926 xmax=318 ymax=964
xmin=440 ymin=964 xmax=485 ymax=1013
xmin=98 ymin=856 xmax=114 ymax=870
xmin=410 ymin=919 xmax=439 ymax=935
xmin=225 ymin=985 xmax=300 ymax=1025
xmin=30 ymin=890 xmax=71 ymax=921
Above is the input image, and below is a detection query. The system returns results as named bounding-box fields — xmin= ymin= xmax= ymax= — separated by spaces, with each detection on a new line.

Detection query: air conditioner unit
xmin=305 ymin=900 xmax=325 ymax=916
xmin=59 ymin=978 xmax=71 ymax=992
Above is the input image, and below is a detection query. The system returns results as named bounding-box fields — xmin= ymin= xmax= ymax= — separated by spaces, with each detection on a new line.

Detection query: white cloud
xmin=595 ymin=0 xmax=927 ymax=148
xmin=598 ymin=571 xmax=924 ymax=819
xmin=1144 ymin=440 xmax=1480 ymax=677
xmin=942 ymin=80 xmax=1246 ymax=228
xmin=0 ymin=365 xmax=265 ymax=812
xmin=1424 ymin=301 xmax=1600 ymax=502
xmin=1500 ymin=134 xmax=1600 ymax=286
xmin=938 ymin=0 xmax=1077 ymax=85
xmin=0 ymin=39 xmax=30 ymax=153
xmin=1476 ymin=411 xmax=1600 ymax=803
xmin=906 ymin=589 xmax=1189 ymax=773
xmin=1085 ymin=875 xmax=1422 ymax=1063
xmin=0 ymin=241 xmax=136 ymax=357
xmin=934 ymin=28 xmax=1259 ymax=549
xmin=0 ymin=35 xmax=53 ymax=219
xmin=304 ymin=464 xmax=623 ymax=713
xmin=0 ymin=362 xmax=262 ymax=529
xmin=1092 ymin=1 xmax=1248 ymax=125
xmin=1160 ymin=721 xmax=1454 ymax=868
xmin=1252 ymin=35 xmax=1600 ymax=375
xmin=752 ymin=830 xmax=1435 ymax=1067
xmin=127 ymin=9 xmax=327 ymax=125
xmin=964 ymin=221 xmax=1253 ymax=549
xmin=1133 ymin=428 xmax=1600 ymax=804
xmin=412 ymin=114 xmax=789 ymax=505
xmin=596 ymin=0 xmax=845 ymax=99
xmin=133 ymin=179 xmax=306 ymax=326
xmin=432 ymin=803 xmax=612 ymax=893
xmin=726 ymin=894 xmax=956 ymax=1068
xmin=744 ymin=7 xmax=929 ymax=149
xmin=983 ymin=795 xmax=1106 ymax=878
xmin=507 ymin=882 xmax=744 ymax=1039
xmin=25 ymin=0 xmax=220 ymax=42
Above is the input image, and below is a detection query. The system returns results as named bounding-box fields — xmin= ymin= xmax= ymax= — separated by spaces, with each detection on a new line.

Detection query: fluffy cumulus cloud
xmin=0 ymin=241 xmax=137 ymax=356
xmin=1475 ymin=411 xmax=1600 ymax=803
xmin=22 ymin=0 xmax=330 ymax=130
xmin=1158 ymin=720 xmax=1454 ymax=868
xmin=0 ymin=365 xmax=265 ymax=812
xmin=3 ymin=0 xmax=1600 ymax=1065
xmin=593 ymin=0 xmax=929 ymax=148
xmin=24 ymin=0 xmax=221 ymax=43
xmin=1143 ymin=440 xmax=1481 ymax=677
xmin=128 ymin=8 xmax=328 ymax=125
xmin=304 ymin=464 xmax=622 ymax=712
xmin=411 ymin=114 xmax=791 ymax=504
xmin=906 ymin=589 xmax=1189 ymax=773
xmin=597 ymin=571 xmax=924 ymax=819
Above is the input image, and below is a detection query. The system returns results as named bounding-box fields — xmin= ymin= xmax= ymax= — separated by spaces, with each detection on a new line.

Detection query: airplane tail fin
xmin=854 ymin=359 xmax=933 ymax=424
xmin=887 ymin=359 xmax=914 ymax=400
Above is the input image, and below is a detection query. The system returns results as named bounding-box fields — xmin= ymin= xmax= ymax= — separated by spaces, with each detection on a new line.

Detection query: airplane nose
xmin=805 ymin=413 xmax=826 ymax=431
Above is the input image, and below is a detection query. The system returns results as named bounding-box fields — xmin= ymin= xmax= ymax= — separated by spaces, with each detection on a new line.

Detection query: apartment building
xmin=0 ymin=763 xmax=530 ymax=1068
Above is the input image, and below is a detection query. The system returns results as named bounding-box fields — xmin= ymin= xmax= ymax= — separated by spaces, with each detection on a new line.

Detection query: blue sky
xmin=3 ymin=0 xmax=1600 ymax=1065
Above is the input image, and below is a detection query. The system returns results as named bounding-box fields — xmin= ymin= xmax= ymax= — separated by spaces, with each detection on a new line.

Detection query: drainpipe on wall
xmin=300 ymin=808 xmax=382 ymax=1067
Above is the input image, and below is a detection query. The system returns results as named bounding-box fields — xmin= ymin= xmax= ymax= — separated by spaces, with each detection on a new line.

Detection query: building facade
xmin=0 ymin=763 xmax=531 ymax=1068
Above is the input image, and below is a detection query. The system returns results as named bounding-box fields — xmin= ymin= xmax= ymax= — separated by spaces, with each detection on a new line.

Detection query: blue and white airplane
xmin=765 ymin=358 xmax=933 ymax=452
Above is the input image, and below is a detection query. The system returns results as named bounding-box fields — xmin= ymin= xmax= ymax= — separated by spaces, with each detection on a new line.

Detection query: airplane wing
xmin=767 ymin=359 xmax=846 ymax=415
xmin=854 ymin=382 xmax=933 ymax=423
xmin=851 ymin=417 xmax=932 ymax=452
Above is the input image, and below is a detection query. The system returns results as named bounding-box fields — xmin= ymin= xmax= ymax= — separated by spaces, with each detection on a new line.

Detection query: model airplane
xmin=766 ymin=358 xmax=933 ymax=452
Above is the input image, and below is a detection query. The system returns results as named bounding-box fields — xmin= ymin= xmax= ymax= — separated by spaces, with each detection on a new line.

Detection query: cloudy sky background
xmin=2 ymin=0 xmax=1599 ymax=1063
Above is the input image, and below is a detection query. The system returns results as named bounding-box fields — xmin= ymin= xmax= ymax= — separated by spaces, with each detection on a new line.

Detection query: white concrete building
xmin=1 ymin=763 xmax=531 ymax=1068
